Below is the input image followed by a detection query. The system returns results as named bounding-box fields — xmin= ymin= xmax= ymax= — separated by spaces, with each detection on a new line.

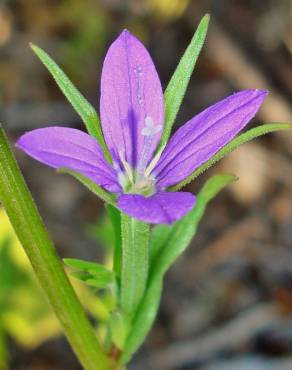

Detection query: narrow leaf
xmin=121 ymin=174 xmax=236 ymax=363
xmin=64 ymin=258 xmax=115 ymax=289
xmin=64 ymin=258 xmax=113 ymax=275
xmin=159 ymin=14 xmax=210 ymax=150
xmin=57 ymin=168 xmax=116 ymax=206
xmin=106 ymin=205 xmax=122 ymax=279
xmin=30 ymin=44 xmax=111 ymax=161
xmin=70 ymin=271 xmax=113 ymax=289
xmin=170 ymin=123 xmax=292 ymax=191
xmin=109 ymin=311 xmax=130 ymax=350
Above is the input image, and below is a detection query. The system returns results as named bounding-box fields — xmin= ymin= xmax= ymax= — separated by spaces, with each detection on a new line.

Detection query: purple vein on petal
xmin=100 ymin=29 xmax=164 ymax=167
xmin=153 ymin=89 xmax=267 ymax=188
xmin=16 ymin=126 xmax=120 ymax=192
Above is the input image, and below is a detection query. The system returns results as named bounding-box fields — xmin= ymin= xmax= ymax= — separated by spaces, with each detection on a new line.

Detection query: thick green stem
xmin=120 ymin=214 xmax=149 ymax=317
xmin=0 ymin=126 xmax=111 ymax=370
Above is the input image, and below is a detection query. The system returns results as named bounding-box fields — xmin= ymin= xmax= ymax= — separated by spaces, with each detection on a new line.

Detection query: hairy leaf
xmin=159 ymin=14 xmax=210 ymax=150
xmin=30 ymin=44 xmax=111 ymax=161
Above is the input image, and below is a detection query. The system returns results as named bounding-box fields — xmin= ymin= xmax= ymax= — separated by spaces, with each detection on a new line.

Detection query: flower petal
xmin=16 ymin=127 xmax=120 ymax=192
xmin=118 ymin=191 xmax=196 ymax=224
xmin=100 ymin=30 xmax=164 ymax=168
xmin=154 ymin=89 xmax=268 ymax=188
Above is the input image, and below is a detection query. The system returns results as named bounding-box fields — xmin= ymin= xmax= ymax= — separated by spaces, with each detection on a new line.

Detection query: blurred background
xmin=0 ymin=0 xmax=292 ymax=369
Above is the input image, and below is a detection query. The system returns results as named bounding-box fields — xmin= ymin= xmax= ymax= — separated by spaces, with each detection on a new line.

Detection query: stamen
xmin=119 ymin=151 xmax=134 ymax=184
xmin=144 ymin=145 xmax=165 ymax=178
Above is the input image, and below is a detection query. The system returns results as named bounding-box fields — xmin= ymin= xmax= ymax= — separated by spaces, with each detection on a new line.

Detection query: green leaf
xmin=30 ymin=43 xmax=111 ymax=162
xmin=106 ymin=205 xmax=122 ymax=279
xmin=158 ymin=14 xmax=210 ymax=150
xmin=57 ymin=168 xmax=116 ymax=206
xmin=120 ymin=214 xmax=150 ymax=317
xmin=70 ymin=271 xmax=113 ymax=289
xmin=64 ymin=258 xmax=115 ymax=289
xmin=64 ymin=258 xmax=112 ymax=274
xmin=121 ymin=174 xmax=237 ymax=364
xmin=109 ymin=311 xmax=130 ymax=350
xmin=170 ymin=123 xmax=292 ymax=191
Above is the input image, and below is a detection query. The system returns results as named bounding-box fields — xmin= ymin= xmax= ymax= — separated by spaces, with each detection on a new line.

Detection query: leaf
xmin=121 ymin=174 xmax=237 ymax=364
xmin=30 ymin=43 xmax=111 ymax=161
xmin=57 ymin=167 xmax=116 ymax=206
xmin=64 ymin=258 xmax=115 ymax=289
xmin=107 ymin=205 xmax=122 ymax=279
xmin=159 ymin=14 xmax=210 ymax=150
xmin=64 ymin=258 xmax=112 ymax=274
xmin=170 ymin=123 xmax=292 ymax=191
xmin=70 ymin=271 xmax=113 ymax=289
xmin=109 ymin=311 xmax=130 ymax=350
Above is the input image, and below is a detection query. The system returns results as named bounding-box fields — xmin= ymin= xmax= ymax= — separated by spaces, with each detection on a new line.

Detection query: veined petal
xmin=100 ymin=30 xmax=164 ymax=168
xmin=118 ymin=191 xmax=195 ymax=224
xmin=16 ymin=127 xmax=120 ymax=192
xmin=154 ymin=89 xmax=268 ymax=188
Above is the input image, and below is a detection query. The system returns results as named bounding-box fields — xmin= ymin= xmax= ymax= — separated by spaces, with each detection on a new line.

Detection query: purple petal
xmin=118 ymin=191 xmax=196 ymax=224
xmin=100 ymin=29 xmax=164 ymax=168
xmin=16 ymin=127 xmax=120 ymax=192
xmin=154 ymin=89 xmax=268 ymax=188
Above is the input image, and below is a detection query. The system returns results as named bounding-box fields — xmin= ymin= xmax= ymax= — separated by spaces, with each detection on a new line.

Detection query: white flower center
xmin=117 ymin=116 xmax=162 ymax=196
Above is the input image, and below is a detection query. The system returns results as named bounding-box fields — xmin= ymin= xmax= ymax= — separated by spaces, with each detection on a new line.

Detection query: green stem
xmin=0 ymin=126 xmax=111 ymax=370
xmin=120 ymin=214 xmax=149 ymax=317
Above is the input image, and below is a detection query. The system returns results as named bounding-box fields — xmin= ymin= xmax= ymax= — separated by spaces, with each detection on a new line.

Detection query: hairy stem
xmin=120 ymin=214 xmax=149 ymax=318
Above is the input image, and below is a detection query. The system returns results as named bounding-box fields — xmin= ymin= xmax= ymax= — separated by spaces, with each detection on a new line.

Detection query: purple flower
xmin=17 ymin=30 xmax=267 ymax=224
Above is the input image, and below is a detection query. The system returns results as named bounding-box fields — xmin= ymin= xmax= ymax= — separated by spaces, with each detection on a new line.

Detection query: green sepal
xmin=121 ymin=174 xmax=237 ymax=364
xmin=170 ymin=123 xmax=292 ymax=191
xmin=159 ymin=14 xmax=210 ymax=150
xmin=57 ymin=167 xmax=116 ymax=206
xmin=30 ymin=43 xmax=111 ymax=162
xmin=64 ymin=258 xmax=115 ymax=289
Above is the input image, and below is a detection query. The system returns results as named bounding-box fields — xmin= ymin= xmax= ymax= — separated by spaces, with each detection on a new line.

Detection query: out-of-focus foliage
xmin=57 ymin=1 xmax=110 ymax=83
xmin=0 ymin=208 xmax=117 ymax=365
xmin=147 ymin=0 xmax=190 ymax=21
xmin=0 ymin=208 xmax=61 ymax=366
xmin=87 ymin=210 xmax=116 ymax=251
